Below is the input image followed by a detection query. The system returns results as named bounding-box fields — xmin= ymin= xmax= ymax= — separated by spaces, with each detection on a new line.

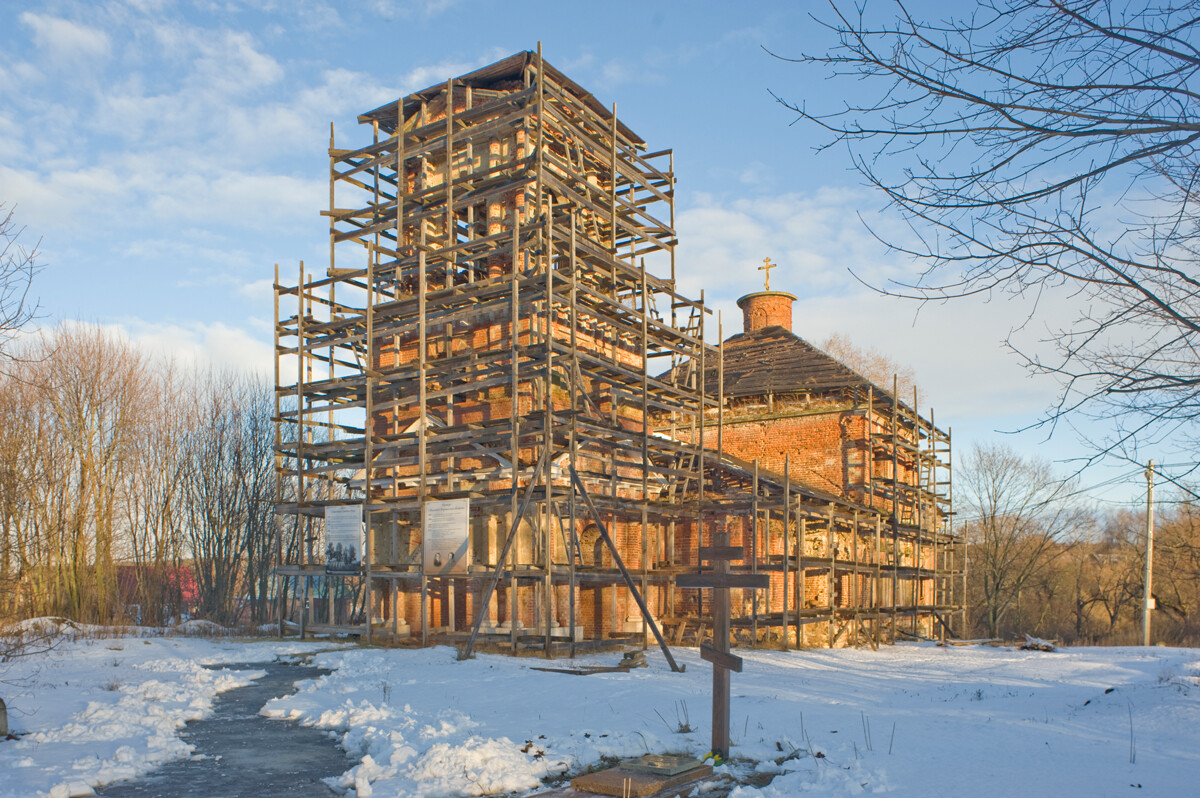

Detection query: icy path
xmin=0 ymin=633 xmax=344 ymax=798
xmin=96 ymin=661 xmax=350 ymax=798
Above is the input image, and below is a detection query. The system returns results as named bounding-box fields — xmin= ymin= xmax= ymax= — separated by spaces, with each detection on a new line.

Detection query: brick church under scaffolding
xmin=273 ymin=48 xmax=965 ymax=654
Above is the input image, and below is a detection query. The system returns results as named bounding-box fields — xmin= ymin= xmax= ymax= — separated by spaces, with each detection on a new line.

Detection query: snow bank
xmin=2 ymin=616 xmax=160 ymax=644
xmin=270 ymin=643 xmax=1200 ymax=797
xmin=170 ymin=619 xmax=230 ymax=636
xmin=263 ymin=647 xmax=670 ymax=797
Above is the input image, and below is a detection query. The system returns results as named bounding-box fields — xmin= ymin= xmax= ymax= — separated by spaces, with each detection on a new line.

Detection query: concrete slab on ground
xmin=566 ymin=762 xmax=714 ymax=797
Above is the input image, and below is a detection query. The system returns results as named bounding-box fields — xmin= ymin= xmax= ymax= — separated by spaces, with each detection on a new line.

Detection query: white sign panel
xmin=325 ymin=504 xmax=364 ymax=575
xmin=423 ymin=498 xmax=471 ymax=576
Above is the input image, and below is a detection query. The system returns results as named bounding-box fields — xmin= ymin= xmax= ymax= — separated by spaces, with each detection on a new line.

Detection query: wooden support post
xmin=782 ymin=454 xmax=790 ymax=651
xmin=365 ymin=247 xmax=376 ymax=645
xmin=891 ymin=374 xmax=899 ymax=641
xmin=273 ymin=263 xmax=285 ymax=637
xmin=509 ymin=201 xmax=522 ymax=653
xmin=640 ymin=262 xmax=650 ymax=652
xmin=913 ymin=385 xmax=921 ymax=637
xmin=567 ymin=209 xmax=578 ymax=659
xmin=296 ymin=261 xmax=307 ymax=569
xmin=826 ymin=503 xmax=835 ymax=648
xmin=874 ymin=514 xmax=882 ymax=649
xmin=712 ymin=522 xmax=731 ymax=759
xmin=798 ymin=517 xmax=806 ymax=649
xmin=419 ymin=226 xmax=429 ymax=647
xmin=751 ymin=460 xmax=759 ymax=644
xmin=852 ymin=510 xmax=860 ymax=644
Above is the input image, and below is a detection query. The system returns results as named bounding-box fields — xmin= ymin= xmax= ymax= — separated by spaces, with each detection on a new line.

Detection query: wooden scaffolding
xmin=274 ymin=48 xmax=716 ymax=654
xmin=272 ymin=48 xmax=964 ymax=654
xmin=673 ymin=327 xmax=965 ymax=648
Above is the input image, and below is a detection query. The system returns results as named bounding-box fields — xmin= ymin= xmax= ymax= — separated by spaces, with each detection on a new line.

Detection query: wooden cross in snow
xmin=677 ymin=528 xmax=769 ymax=758
xmin=759 ymin=257 xmax=776 ymax=291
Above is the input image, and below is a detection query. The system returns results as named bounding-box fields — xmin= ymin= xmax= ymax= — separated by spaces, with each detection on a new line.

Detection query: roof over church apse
xmin=709 ymin=325 xmax=882 ymax=400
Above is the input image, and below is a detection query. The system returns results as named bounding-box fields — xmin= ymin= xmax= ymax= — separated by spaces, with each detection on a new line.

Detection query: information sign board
xmin=423 ymin=498 xmax=471 ymax=576
xmin=325 ymin=504 xmax=364 ymax=575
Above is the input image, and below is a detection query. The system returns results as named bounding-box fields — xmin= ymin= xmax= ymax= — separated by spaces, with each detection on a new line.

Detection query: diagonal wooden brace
xmin=569 ymin=465 xmax=684 ymax=673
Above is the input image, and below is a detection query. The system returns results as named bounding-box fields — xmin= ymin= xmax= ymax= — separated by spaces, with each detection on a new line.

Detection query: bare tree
xmin=0 ymin=374 xmax=35 ymax=619
xmin=820 ymin=332 xmax=918 ymax=397
xmin=960 ymin=443 xmax=1087 ymax=638
xmin=40 ymin=326 xmax=149 ymax=621
xmin=0 ymin=326 xmax=151 ymax=622
xmin=122 ymin=365 xmax=190 ymax=625
xmin=783 ymin=0 xmax=1200 ymax=468
xmin=0 ymin=204 xmax=38 ymax=357
xmin=0 ymin=326 xmax=284 ymax=629
xmin=183 ymin=372 xmax=276 ymax=626
xmin=1088 ymin=511 xmax=1145 ymax=638
xmin=1152 ymin=499 xmax=1200 ymax=642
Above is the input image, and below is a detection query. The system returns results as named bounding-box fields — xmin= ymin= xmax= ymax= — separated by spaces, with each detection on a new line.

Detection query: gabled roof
xmin=358 ymin=50 xmax=644 ymax=146
xmin=708 ymin=325 xmax=889 ymax=400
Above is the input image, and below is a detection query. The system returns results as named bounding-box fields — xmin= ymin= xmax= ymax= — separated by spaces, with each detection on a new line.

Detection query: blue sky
xmin=0 ymin=0 xmax=1155 ymax=507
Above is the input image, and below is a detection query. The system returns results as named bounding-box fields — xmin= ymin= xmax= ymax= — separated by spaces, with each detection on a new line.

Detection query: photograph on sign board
xmin=325 ymin=504 xmax=364 ymax=575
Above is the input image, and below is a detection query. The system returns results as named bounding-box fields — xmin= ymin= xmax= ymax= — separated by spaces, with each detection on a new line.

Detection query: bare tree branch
xmin=781 ymin=0 xmax=1200 ymax=473
xmin=0 ymin=204 xmax=40 ymax=358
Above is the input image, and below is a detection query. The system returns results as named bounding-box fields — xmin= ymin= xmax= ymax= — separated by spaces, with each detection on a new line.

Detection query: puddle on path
xmin=98 ymin=661 xmax=350 ymax=798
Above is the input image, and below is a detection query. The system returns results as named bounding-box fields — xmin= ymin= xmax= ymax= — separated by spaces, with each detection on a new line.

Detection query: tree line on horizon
xmin=959 ymin=443 xmax=1200 ymax=646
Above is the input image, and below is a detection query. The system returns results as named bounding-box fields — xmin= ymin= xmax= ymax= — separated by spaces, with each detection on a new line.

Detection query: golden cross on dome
xmin=759 ymin=257 xmax=777 ymax=291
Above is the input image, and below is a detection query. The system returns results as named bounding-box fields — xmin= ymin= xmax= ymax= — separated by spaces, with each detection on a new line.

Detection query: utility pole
xmin=1143 ymin=460 xmax=1155 ymax=647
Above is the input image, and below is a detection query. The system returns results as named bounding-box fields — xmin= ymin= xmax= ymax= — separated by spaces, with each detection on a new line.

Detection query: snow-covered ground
xmin=2 ymin=627 xmax=1198 ymax=797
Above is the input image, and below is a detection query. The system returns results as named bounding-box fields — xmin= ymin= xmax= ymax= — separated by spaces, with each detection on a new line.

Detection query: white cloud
xmin=146 ymin=24 xmax=281 ymax=97
xmin=3 ymin=4 xmax=519 ymax=246
xmin=238 ymin=277 xmax=275 ymax=302
xmin=28 ymin=318 xmax=274 ymax=377
xmin=117 ymin=318 xmax=274 ymax=376
xmin=674 ymin=188 xmax=1066 ymax=428
xmin=20 ymin=12 xmax=111 ymax=64
xmin=121 ymin=0 xmax=170 ymax=12
xmin=675 ymin=188 xmax=912 ymax=300
xmin=397 ymin=48 xmax=510 ymax=95
xmin=0 ymin=113 xmax=20 ymax=160
xmin=145 ymin=171 xmax=323 ymax=227
xmin=739 ymin=161 xmax=770 ymax=185
xmin=0 ymin=165 xmax=132 ymax=229
xmin=791 ymin=288 xmax=1057 ymax=422
xmin=367 ymin=0 xmax=461 ymax=20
